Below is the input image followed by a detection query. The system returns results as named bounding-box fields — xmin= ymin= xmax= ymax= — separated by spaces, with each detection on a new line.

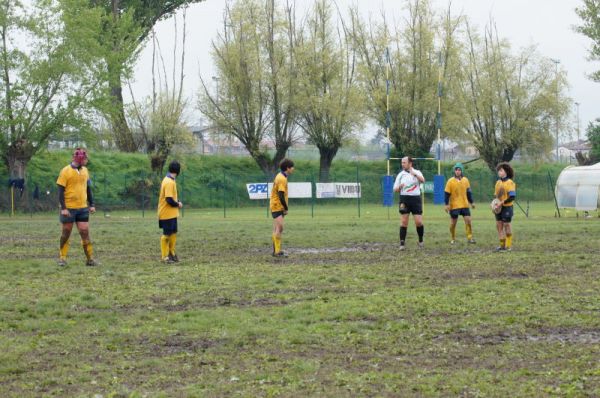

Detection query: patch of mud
xmin=252 ymin=242 xmax=388 ymax=255
xmin=291 ymin=245 xmax=382 ymax=254
xmin=138 ymin=334 xmax=225 ymax=356
xmin=437 ymin=327 xmax=600 ymax=345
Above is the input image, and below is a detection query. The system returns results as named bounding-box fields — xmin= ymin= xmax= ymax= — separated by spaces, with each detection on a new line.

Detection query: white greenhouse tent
xmin=556 ymin=162 xmax=600 ymax=211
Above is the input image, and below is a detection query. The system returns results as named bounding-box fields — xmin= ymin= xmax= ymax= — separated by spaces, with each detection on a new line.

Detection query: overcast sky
xmin=128 ymin=0 xmax=598 ymax=142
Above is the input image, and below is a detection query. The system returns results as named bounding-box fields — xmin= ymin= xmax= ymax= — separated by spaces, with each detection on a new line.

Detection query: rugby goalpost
xmin=382 ymin=48 xmax=445 ymax=210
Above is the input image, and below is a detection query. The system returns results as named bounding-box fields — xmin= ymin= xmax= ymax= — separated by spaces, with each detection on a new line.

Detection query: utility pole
xmin=575 ymin=102 xmax=580 ymax=142
xmin=551 ymin=58 xmax=560 ymax=162
xmin=212 ymin=76 xmax=222 ymax=150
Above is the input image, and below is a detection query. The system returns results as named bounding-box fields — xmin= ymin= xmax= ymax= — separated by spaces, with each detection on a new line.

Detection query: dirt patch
xmin=435 ymin=270 xmax=534 ymax=281
xmin=138 ymin=333 xmax=225 ymax=357
xmin=251 ymin=242 xmax=389 ymax=256
xmin=290 ymin=243 xmax=386 ymax=254
xmin=437 ymin=327 xmax=600 ymax=345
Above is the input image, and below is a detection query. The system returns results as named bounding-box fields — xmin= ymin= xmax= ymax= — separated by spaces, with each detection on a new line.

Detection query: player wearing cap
xmin=56 ymin=148 xmax=97 ymax=266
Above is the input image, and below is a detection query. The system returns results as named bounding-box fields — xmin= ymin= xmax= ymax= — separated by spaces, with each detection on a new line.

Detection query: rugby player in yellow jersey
xmin=270 ymin=159 xmax=294 ymax=257
xmin=493 ymin=162 xmax=517 ymax=252
xmin=444 ymin=163 xmax=476 ymax=244
xmin=56 ymin=148 xmax=97 ymax=267
xmin=158 ymin=161 xmax=183 ymax=264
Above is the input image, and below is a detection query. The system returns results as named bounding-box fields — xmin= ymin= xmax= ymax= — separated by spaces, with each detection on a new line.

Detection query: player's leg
xmin=168 ymin=219 xmax=179 ymax=262
xmin=496 ymin=219 xmax=506 ymax=251
xmin=414 ymin=214 xmax=424 ymax=247
xmin=504 ymin=222 xmax=512 ymax=250
xmin=502 ymin=206 xmax=513 ymax=250
xmin=412 ymin=196 xmax=424 ymax=247
xmin=399 ymin=213 xmax=409 ymax=250
xmin=272 ymin=217 xmax=278 ymax=254
xmin=75 ymin=208 xmax=96 ymax=266
xmin=449 ymin=213 xmax=458 ymax=243
xmin=272 ymin=213 xmax=285 ymax=256
xmin=76 ymin=221 xmax=96 ymax=266
xmin=464 ymin=211 xmax=475 ymax=243
xmin=159 ymin=219 xmax=173 ymax=263
xmin=59 ymin=221 xmax=74 ymax=266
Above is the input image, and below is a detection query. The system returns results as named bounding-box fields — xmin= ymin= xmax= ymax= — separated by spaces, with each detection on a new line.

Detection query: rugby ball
xmin=490 ymin=198 xmax=502 ymax=214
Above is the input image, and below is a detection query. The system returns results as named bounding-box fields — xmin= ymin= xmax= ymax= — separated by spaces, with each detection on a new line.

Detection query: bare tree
xmin=127 ymin=10 xmax=192 ymax=174
xmin=462 ymin=21 xmax=570 ymax=171
xmin=350 ymin=0 xmax=462 ymax=158
xmin=90 ymin=0 xmax=205 ymax=152
xmin=0 ymin=0 xmax=103 ymax=182
xmin=295 ymin=0 xmax=363 ymax=181
xmin=199 ymin=0 xmax=300 ymax=176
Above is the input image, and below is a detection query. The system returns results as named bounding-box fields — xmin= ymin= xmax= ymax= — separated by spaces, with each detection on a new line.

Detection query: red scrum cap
xmin=73 ymin=148 xmax=88 ymax=164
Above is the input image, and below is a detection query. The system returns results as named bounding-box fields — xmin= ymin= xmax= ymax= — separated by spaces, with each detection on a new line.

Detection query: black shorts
xmin=495 ymin=206 xmax=513 ymax=223
xmin=450 ymin=208 xmax=471 ymax=219
xmin=159 ymin=218 xmax=178 ymax=235
xmin=60 ymin=208 xmax=89 ymax=224
xmin=272 ymin=211 xmax=286 ymax=219
xmin=399 ymin=195 xmax=422 ymax=215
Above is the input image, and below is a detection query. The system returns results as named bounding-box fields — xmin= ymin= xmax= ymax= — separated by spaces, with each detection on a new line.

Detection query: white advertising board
xmin=316 ymin=183 xmax=361 ymax=199
xmin=246 ymin=182 xmax=312 ymax=199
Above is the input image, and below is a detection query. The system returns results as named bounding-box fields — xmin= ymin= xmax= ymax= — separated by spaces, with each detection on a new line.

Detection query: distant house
xmin=191 ymin=125 xmax=261 ymax=156
xmin=556 ymin=140 xmax=591 ymax=161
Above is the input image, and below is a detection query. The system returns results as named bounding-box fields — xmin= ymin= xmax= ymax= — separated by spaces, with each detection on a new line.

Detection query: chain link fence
xmin=1 ymin=165 xmax=561 ymax=216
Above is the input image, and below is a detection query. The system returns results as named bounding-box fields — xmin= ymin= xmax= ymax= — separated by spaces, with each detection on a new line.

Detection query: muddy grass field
xmin=1 ymin=203 xmax=599 ymax=397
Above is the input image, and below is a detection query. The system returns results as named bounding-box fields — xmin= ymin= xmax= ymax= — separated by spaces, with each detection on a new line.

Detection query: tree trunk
xmin=149 ymin=150 xmax=168 ymax=175
xmin=5 ymin=139 xmax=34 ymax=181
xmin=501 ymin=146 xmax=517 ymax=163
xmin=109 ymin=68 xmax=137 ymax=152
xmin=4 ymin=140 xmax=34 ymax=211
xmin=318 ymin=146 xmax=338 ymax=182
xmin=271 ymin=143 xmax=291 ymax=175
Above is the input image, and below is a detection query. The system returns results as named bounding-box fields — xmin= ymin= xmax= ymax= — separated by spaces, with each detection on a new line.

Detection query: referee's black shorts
xmin=399 ymin=195 xmax=422 ymax=215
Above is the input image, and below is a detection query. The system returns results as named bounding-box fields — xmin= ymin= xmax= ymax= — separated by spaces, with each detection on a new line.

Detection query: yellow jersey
xmin=445 ymin=176 xmax=471 ymax=210
xmin=56 ymin=164 xmax=90 ymax=209
xmin=158 ymin=175 xmax=179 ymax=220
xmin=269 ymin=172 xmax=288 ymax=212
xmin=495 ymin=178 xmax=516 ymax=207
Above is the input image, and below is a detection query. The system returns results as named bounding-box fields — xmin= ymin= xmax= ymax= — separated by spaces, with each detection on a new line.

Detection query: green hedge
xmin=0 ymin=151 xmax=565 ymax=212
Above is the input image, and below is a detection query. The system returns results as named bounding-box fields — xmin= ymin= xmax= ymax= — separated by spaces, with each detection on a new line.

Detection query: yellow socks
xmin=81 ymin=240 xmax=93 ymax=260
xmin=499 ymin=238 xmax=506 ymax=248
xmin=168 ymin=233 xmax=177 ymax=256
xmin=466 ymin=224 xmax=473 ymax=240
xmin=450 ymin=224 xmax=456 ymax=240
xmin=59 ymin=239 xmax=70 ymax=260
xmin=161 ymin=235 xmax=170 ymax=259
xmin=505 ymin=233 xmax=512 ymax=249
xmin=273 ymin=235 xmax=282 ymax=253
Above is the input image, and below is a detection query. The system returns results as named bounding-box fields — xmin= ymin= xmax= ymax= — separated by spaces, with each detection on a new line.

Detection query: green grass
xmin=1 ymin=203 xmax=599 ymax=397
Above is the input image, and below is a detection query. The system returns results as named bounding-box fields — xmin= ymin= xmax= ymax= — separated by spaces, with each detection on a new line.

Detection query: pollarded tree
xmin=89 ymin=0 xmax=205 ymax=152
xmin=462 ymin=22 xmax=571 ymax=171
xmin=295 ymin=0 xmax=364 ymax=182
xmin=127 ymin=11 xmax=193 ymax=174
xmin=0 ymin=0 xmax=105 ymax=183
xmin=350 ymin=0 xmax=463 ymax=158
xmin=198 ymin=0 xmax=300 ymax=176
xmin=576 ymin=0 xmax=600 ymax=82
